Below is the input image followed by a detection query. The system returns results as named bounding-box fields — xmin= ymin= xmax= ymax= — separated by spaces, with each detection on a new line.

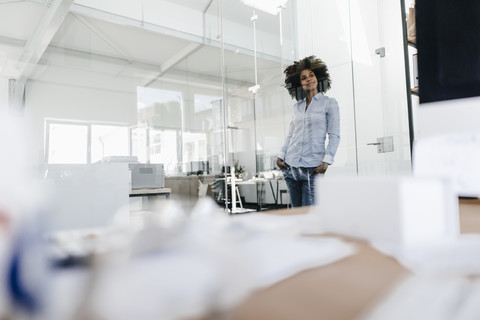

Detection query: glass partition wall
xmin=5 ymin=0 xmax=412 ymax=214
xmin=221 ymin=0 xmax=297 ymax=211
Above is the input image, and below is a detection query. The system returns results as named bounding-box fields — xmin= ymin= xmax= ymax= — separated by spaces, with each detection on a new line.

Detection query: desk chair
xmin=198 ymin=180 xmax=210 ymax=198
xmin=213 ymin=179 xmax=243 ymax=210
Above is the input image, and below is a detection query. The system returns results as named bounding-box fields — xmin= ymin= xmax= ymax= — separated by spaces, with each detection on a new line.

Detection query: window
xmin=45 ymin=120 xmax=129 ymax=164
xmin=137 ymin=87 xmax=183 ymax=130
xmin=135 ymin=87 xmax=225 ymax=175
xmin=47 ymin=123 xmax=88 ymax=164
xmin=150 ymin=129 xmax=178 ymax=174
xmin=91 ymin=125 xmax=129 ymax=163
xmin=137 ymin=87 xmax=184 ymax=174
xmin=183 ymin=131 xmax=207 ymax=163
xmin=194 ymin=94 xmax=221 ymax=113
xmin=131 ymin=127 xmax=147 ymax=163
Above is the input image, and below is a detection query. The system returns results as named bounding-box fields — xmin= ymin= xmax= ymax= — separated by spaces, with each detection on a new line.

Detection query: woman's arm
xmin=277 ymin=111 xmax=296 ymax=165
xmin=323 ymin=98 xmax=341 ymax=165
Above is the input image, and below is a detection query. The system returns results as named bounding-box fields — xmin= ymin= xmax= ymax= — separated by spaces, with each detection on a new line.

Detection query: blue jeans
xmin=281 ymin=165 xmax=318 ymax=207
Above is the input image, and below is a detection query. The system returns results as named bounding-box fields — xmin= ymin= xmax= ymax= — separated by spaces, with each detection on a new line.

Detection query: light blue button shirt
xmin=278 ymin=92 xmax=340 ymax=167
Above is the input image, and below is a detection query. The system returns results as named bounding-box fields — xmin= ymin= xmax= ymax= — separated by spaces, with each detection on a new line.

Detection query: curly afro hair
xmin=284 ymin=56 xmax=331 ymax=101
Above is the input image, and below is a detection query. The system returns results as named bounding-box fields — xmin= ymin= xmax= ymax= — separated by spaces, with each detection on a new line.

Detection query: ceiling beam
xmin=45 ymin=44 xmax=253 ymax=89
xmin=143 ymin=42 xmax=203 ymax=87
xmin=0 ymin=35 xmax=253 ymax=89
xmin=70 ymin=12 xmax=133 ymax=63
xmin=202 ymin=0 xmax=214 ymax=13
xmin=16 ymin=0 xmax=74 ymax=80
xmin=70 ymin=4 xmax=282 ymax=64
xmin=71 ymin=4 xmax=204 ymax=44
xmin=11 ymin=0 xmax=74 ymax=114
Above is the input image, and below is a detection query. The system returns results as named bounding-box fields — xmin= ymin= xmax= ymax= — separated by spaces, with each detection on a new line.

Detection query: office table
xmin=129 ymin=188 xmax=171 ymax=210
xmin=129 ymin=187 xmax=171 ymax=198
xmin=224 ymin=199 xmax=480 ymax=320
xmin=254 ymin=178 xmax=283 ymax=209
xmin=227 ymin=178 xmax=286 ymax=211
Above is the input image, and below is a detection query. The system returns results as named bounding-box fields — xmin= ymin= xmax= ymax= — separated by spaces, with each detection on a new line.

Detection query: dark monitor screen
xmin=189 ymin=161 xmax=209 ymax=175
xmin=416 ymin=0 xmax=480 ymax=103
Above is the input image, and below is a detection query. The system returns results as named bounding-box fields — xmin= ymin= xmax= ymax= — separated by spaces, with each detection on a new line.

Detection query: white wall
xmin=25 ymin=80 xmax=137 ymax=165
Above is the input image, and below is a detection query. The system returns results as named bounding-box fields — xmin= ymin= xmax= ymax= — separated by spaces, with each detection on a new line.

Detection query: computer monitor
xmin=416 ymin=0 xmax=480 ymax=138
xmin=414 ymin=0 xmax=480 ymax=197
xmin=416 ymin=0 xmax=480 ymax=105
xmin=188 ymin=161 xmax=209 ymax=175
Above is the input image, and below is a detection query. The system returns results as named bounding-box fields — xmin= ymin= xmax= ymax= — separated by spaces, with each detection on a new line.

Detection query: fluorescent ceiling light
xmin=241 ymin=0 xmax=288 ymax=15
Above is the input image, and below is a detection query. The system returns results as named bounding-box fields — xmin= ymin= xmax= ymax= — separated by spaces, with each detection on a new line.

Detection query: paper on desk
xmin=239 ymin=235 xmax=355 ymax=289
xmin=90 ymin=252 xmax=222 ymax=320
xmin=213 ymin=212 xmax=355 ymax=309
xmin=372 ymin=234 xmax=480 ymax=276
xmin=88 ymin=203 xmax=355 ymax=320
xmin=231 ymin=211 xmax=327 ymax=236
xmin=362 ymin=273 xmax=480 ymax=320
xmin=361 ymin=275 xmax=472 ymax=320
xmin=229 ymin=213 xmax=354 ymax=288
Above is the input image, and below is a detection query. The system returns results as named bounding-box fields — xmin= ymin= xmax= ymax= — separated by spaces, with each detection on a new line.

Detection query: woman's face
xmin=300 ymin=69 xmax=318 ymax=93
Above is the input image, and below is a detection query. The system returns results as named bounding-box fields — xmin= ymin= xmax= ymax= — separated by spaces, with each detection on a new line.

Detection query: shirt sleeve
xmin=278 ymin=112 xmax=295 ymax=161
xmin=322 ymin=98 xmax=341 ymax=165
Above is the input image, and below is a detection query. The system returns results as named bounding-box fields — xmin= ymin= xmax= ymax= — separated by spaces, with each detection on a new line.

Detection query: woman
xmin=277 ymin=56 xmax=340 ymax=207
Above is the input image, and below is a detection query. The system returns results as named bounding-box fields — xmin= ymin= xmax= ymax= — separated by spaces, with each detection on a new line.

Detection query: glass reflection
xmin=2 ymin=0 xmax=414 ymax=213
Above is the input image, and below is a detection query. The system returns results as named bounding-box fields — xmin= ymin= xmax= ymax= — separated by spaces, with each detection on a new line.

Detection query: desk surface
xmin=226 ymin=199 xmax=480 ymax=320
xmin=129 ymin=187 xmax=171 ymax=195
xmin=226 ymin=178 xmax=283 ymax=185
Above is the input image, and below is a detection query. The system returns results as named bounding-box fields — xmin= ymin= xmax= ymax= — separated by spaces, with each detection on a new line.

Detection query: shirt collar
xmin=302 ymin=92 xmax=324 ymax=103
xmin=314 ymin=92 xmax=324 ymax=100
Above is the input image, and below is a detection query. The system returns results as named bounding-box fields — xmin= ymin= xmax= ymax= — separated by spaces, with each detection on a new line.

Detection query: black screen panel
xmin=416 ymin=0 xmax=480 ymax=103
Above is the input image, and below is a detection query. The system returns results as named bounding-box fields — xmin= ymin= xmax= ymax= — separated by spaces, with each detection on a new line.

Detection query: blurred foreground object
xmin=314 ymin=175 xmax=480 ymax=277
xmin=313 ymin=176 xmax=459 ymax=246
xmin=413 ymin=133 xmax=480 ymax=198
xmin=39 ymin=198 xmax=354 ymax=320
xmin=0 ymin=112 xmax=43 ymax=318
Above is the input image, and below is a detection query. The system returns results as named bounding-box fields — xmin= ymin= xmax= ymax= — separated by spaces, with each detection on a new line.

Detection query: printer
xmin=129 ymin=163 xmax=165 ymax=189
xmin=99 ymin=156 xmax=165 ymax=190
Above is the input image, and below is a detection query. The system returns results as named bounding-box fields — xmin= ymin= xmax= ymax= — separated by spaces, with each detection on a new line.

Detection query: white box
xmin=44 ymin=163 xmax=130 ymax=231
xmin=413 ymin=133 xmax=480 ymax=198
xmin=313 ymin=176 xmax=459 ymax=246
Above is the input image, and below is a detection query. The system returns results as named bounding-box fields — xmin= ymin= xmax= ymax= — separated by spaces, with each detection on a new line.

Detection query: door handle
xmin=367 ymin=136 xmax=394 ymax=153
xmin=375 ymin=47 xmax=386 ymax=58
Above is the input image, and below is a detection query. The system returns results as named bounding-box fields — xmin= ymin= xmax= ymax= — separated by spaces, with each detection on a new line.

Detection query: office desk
xmin=129 ymin=187 xmax=171 ymax=198
xmin=227 ymin=178 xmax=286 ymax=210
xmin=254 ymin=178 xmax=284 ymax=209
xmin=226 ymin=199 xmax=480 ymax=320
xmin=129 ymin=188 xmax=171 ymax=211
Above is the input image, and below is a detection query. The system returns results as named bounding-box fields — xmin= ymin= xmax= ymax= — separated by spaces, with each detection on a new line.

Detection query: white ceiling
xmin=165 ymin=0 xmax=283 ymax=32
xmin=0 ymin=0 xmax=291 ymax=92
xmin=164 ymin=0 xmax=213 ymax=12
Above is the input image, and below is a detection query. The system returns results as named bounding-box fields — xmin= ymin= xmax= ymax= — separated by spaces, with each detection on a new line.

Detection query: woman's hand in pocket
xmin=276 ymin=158 xmax=289 ymax=170
xmin=311 ymin=162 xmax=328 ymax=176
